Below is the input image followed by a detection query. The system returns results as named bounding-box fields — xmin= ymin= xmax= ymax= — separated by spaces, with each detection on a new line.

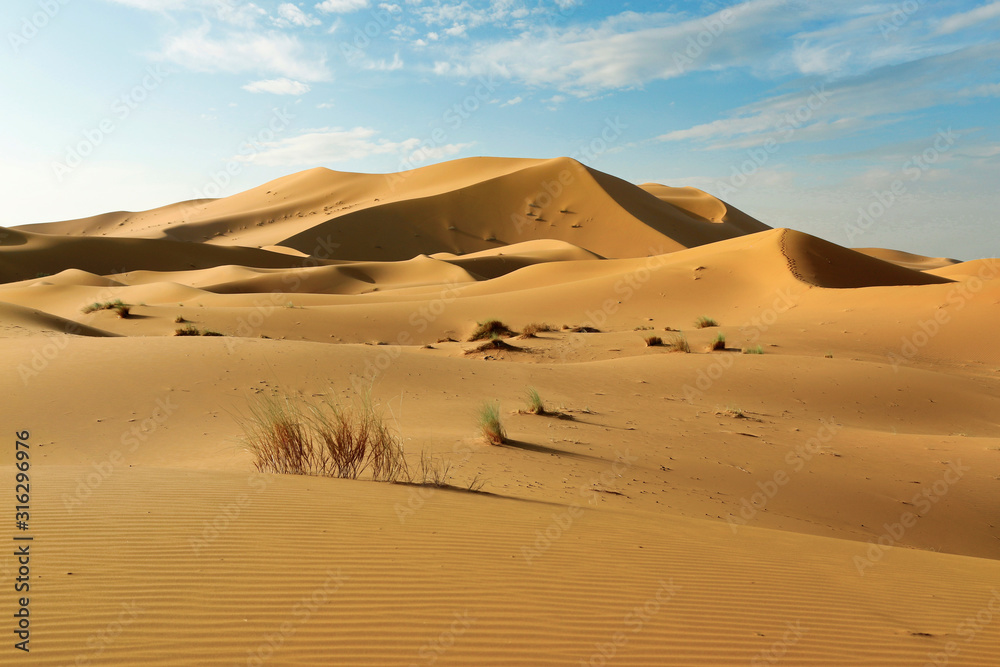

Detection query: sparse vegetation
xmin=666 ymin=333 xmax=691 ymax=353
xmin=478 ymin=400 xmax=506 ymax=445
xmin=721 ymin=405 xmax=746 ymax=419
xmin=825 ymin=352 xmax=834 ymax=359
xmin=82 ymin=299 xmax=131 ymax=318
xmin=174 ymin=325 xmax=223 ymax=337
xmin=174 ymin=315 xmax=187 ymax=324
xmin=469 ymin=319 xmax=516 ymax=341
xmin=467 ymin=336 xmax=523 ymax=354
xmin=520 ymin=322 xmax=554 ymax=338
xmin=695 ymin=316 xmax=719 ymax=328
xmin=711 ymin=333 xmax=726 ymax=351
xmin=743 ymin=345 xmax=764 ymax=354
xmin=416 ymin=451 xmax=452 ymax=487
xmin=644 ymin=335 xmax=663 ymax=347
xmin=524 ymin=387 xmax=545 ymax=415
xmin=570 ymin=326 xmax=600 ymax=333
xmin=239 ymin=392 xmax=408 ymax=481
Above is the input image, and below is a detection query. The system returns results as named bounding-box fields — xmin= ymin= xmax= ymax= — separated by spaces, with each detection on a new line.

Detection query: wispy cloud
xmin=315 ymin=0 xmax=370 ymax=13
xmin=242 ymin=77 xmax=311 ymax=94
xmin=160 ymin=24 xmax=330 ymax=81
xmin=658 ymin=42 xmax=1000 ymax=150
xmin=274 ymin=3 xmax=321 ymax=27
xmin=233 ymin=126 xmax=471 ymax=166
xmin=937 ymin=1 xmax=1000 ymax=34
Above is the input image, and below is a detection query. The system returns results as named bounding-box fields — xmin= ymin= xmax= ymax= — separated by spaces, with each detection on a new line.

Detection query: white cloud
xmin=500 ymin=96 xmax=522 ymax=107
xmin=363 ymin=52 xmax=404 ymax=70
xmin=315 ymin=0 xmax=369 ymax=13
xmin=232 ymin=126 xmax=472 ymax=166
xmin=160 ymin=25 xmax=330 ymax=81
xmin=657 ymin=42 xmax=1000 ymax=150
xmin=275 ymin=3 xmax=321 ymax=27
xmin=242 ymin=77 xmax=312 ymax=94
xmin=937 ymin=1 xmax=1000 ymax=34
xmin=108 ymin=0 xmax=267 ymax=27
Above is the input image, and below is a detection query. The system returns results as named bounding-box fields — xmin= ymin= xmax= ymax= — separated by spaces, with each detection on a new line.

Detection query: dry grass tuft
xmin=645 ymin=335 xmax=663 ymax=347
xmin=469 ymin=319 xmax=516 ymax=341
xmin=239 ymin=392 xmax=408 ymax=482
xmin=695 ymin=316 xmax=719 ymax=328
xmin=82 ymin=299 xmax=130 ymax=318
xmin=666 ymin=333 xmax=691 ymax=353
xmin=711 ymin=333 xmax=726 ymax=351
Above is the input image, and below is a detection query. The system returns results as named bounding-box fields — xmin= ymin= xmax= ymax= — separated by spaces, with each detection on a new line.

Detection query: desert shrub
xmin=478 ymin=400 xmax=506 ymax=445
xmin=469 ymin=319 xmax=516 ymax=341
xmin=240 ymin=392 xmax=407 ymax=482
xmin=82 ymin=299 xmax=130 ymax=316
xmin=467 ymin=336 xmax=523 ymax=354
xmin=711 ymin=333 xmax=726 ymax=351
xmin=666 ymin=333 xmax=690 ymax=353
xmin=175 ymin=325 xmax=201 ymax=336
xmin=524 ymin=387 xmax=545 ymax=415
xmin=695 ymin=316 xmax=718 ymax=328
xmin=743 ymin=345 xmax=764 ymax=354
xmin=645 ymin=336 xmax=663 ymax=347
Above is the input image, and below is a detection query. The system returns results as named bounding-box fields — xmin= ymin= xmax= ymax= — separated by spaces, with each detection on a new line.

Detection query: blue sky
xmin=1 ymin=0 xmax=998 ymax=259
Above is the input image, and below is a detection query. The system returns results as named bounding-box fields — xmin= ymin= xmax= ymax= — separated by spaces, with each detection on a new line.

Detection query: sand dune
xmin=855 ymin=247 xmax=960 ymax=271
xmin=2 ymin=156 xmax=998 ymax=665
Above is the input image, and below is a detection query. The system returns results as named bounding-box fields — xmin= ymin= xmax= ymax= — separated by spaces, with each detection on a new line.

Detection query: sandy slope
xmin=1 ymin=156 xmax=998 ymax=665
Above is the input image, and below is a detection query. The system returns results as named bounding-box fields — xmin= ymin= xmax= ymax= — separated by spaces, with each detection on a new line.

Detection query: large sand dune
xmin=1 ymin=157 xmax=998 ymax=665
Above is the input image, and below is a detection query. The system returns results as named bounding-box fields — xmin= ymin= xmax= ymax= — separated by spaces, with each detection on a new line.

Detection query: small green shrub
xmin=478 ymin=401 xmax=506 ymax=445
xmin=695 ymin=316 xmax=718 ymax=328
xmin=525 ymin=387 xmax=545 ymax=415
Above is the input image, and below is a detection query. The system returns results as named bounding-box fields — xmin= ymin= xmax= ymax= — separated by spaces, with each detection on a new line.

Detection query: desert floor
xmin=1 ymin=157 xmax=998 ymax=665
